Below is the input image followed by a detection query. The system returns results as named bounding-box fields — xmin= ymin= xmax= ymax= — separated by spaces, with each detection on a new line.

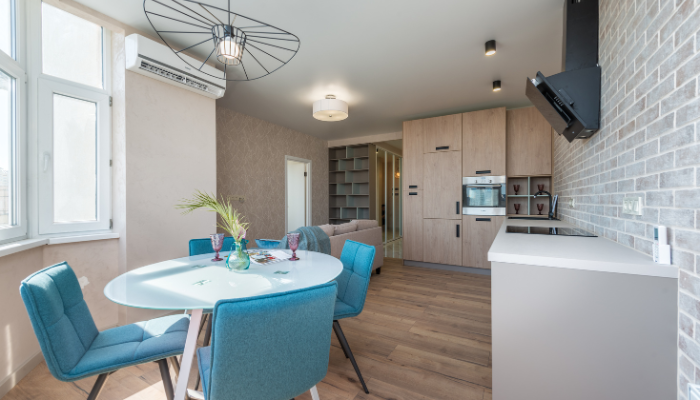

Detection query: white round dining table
xmin=104 ymin=249 xmax=343 ymax=400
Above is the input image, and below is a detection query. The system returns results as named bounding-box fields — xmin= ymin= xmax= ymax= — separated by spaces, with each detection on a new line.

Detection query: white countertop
xmin=488 ymin=219 xmax=678 ymax=279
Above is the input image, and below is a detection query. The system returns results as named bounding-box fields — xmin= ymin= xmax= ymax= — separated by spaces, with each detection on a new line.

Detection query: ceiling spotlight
xmin=313 ymin=95 xmax=348 ymax=121
xmin=485 ymin=40 xmax=496 ymax=56
xmin=493 ymin=80 xmax=501 ymax=92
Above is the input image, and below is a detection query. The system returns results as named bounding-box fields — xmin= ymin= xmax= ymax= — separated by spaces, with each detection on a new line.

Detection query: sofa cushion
xmin=317 ymin=224 xmax=335 ymax=237
xmin=352 ymin=220 xmax=378 ymax=231
xmin=334 ymin=222 xmax=358 ymax=235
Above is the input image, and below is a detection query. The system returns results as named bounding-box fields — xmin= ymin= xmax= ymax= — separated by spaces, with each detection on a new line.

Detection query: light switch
xmin=622 ymin=196 xmax=642 ymax=216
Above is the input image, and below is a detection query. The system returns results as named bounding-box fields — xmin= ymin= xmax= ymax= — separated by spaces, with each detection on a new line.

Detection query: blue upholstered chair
xmin=197 ymin=282 xmax=338 ymax=400
xmin=19 ymin=262 xmax=189 ymax=400
xmin=332 ymin=240 xmax=376 ymax=394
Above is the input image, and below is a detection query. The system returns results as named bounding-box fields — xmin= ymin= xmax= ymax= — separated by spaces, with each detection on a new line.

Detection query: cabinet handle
xmin=436 ymin=146 xmax=450 ymax=151
xmin=476 ymin=170 xmax=491 ymax=174
xmin=456 ymin=201 xmax=460 ymax=214
xmin=409 ymin=185 xmax=418 ymax=189
xmin=476 ymin=218 xmax=491 ymax=222
xmin=456 ymin=224 xmax=460 ymax=238
xmin=409 ymin=192 xmax=418 ymax=195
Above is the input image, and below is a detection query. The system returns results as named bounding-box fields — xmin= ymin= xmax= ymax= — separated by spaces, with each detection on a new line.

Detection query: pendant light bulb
xmin=493 ymin=80 xmax=501 ymax=92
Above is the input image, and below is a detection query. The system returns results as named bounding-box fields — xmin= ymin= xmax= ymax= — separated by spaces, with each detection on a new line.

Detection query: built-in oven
xmin=462 ymin=176 xmax=506 ymax=215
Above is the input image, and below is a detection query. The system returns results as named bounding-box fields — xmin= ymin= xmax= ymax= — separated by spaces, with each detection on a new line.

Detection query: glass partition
xmin=376 ymin=147 xmax=402 ymax=250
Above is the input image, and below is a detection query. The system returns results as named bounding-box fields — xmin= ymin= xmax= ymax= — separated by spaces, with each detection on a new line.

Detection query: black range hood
xmin=526 ymin=0 xmax=601 ymax=142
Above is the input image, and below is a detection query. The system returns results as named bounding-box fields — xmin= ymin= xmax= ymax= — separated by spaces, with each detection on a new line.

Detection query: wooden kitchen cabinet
xmin=402 ymin=190 xmax=423 ymax=261
xmin=462 ymin=215 xmax=505 ymax=269
xmin=506 ymin=107 xmax=552 ymax=176
xmin=462 ymin=107 xmax=506 ymax=176
xmin=423 ymin=114 xmax=462 ymax=153
xmin=402 ymin=120 xmax=424 ymax=191
xmin=424 ymin=219 xmax=462 ymax=266
xmin=423 ymin=151 xmax=462 ymax=220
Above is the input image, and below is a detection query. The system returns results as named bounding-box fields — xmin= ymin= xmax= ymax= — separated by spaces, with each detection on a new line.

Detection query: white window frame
xmin=0 ymin=0 xmax=28 ymax=244
xmin=28 ymin=0 xmax=112 ymax=237
xmin=37 ymin=77 xmax=110 ymax=234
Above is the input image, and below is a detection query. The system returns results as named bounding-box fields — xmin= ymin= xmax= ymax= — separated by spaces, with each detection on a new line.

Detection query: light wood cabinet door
xmin=424 ymin=219 xmax=462 ymax=266
xmin=423 ymin=151 xmax=462 ymax=220
xmin=462 ymin=215 xmax=505 ymax=269
xmin=423 ymin=114 xmax=462 ymax=153
xmin=506 ymin=107 xmax=552 ymax=176
xmin=462 ymin=107 xmax=506 ymax=176
xmin=402 ymin=190 xmax=423 ymax=261
xmin=403 ymin=120 xmax=424 ymax=191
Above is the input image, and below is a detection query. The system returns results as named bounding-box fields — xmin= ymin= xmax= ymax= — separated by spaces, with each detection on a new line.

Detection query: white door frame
xmin=284 ymin=156 xmax=312 ymax=233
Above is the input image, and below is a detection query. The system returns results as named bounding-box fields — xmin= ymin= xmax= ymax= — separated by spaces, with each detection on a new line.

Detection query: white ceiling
xmin=75 ymin=0 xmax=564 ymax=140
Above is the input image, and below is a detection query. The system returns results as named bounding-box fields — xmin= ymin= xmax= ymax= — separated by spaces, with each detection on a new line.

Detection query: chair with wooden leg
xmin=332 ymin=240 xmax=376 ymax=394
xmin=19 ymin=262 xmax=189 ymax=400
xmin=196 ymin=282 xmax=338 ymax=400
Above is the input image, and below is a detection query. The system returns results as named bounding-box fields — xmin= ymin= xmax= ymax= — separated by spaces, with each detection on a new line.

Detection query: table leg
xmin=174 ymin=308 xmax=203 ymax=400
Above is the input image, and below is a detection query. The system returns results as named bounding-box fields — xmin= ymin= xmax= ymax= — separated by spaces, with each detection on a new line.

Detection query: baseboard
xmin=403 ymin=260 xmax=492 ymax=276
xmin=0 ymin=350 xmax=44 ymax=399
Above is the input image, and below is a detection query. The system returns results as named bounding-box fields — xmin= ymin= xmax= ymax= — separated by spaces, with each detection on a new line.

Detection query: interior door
xmin=423 ymin=151 xmax=462 ymax=220
xmin=286 ymin=159 xmax=307 ymax=232
xmin=423 ymin=219 xmax=462 ymax=265
xmin=463 ymin=107 xmax=506 ymax=176
xmin=463 ymin=215 xmax=505 ymax=269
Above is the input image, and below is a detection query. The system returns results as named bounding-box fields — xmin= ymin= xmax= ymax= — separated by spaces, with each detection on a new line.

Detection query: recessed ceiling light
xmin=485 ymin=40 xmax=496 ymax=56
xmin=313 ymin=95 xmax=348 ymax=121
xmin=493 ymin=80 xmax=501 ymax=92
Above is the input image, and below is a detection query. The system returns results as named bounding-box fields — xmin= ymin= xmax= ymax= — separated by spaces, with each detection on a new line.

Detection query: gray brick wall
xmin=552 ymin=0 xmax=700 ymax=397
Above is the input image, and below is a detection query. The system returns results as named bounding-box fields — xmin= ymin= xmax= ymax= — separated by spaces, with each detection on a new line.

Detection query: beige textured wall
xmin=216 ymin=107 xmax=329 ymax=243
xmin=123 ymin=72 xmax=217 ymax=323
xmin=0 ymin=240 xmax=119 ymax=394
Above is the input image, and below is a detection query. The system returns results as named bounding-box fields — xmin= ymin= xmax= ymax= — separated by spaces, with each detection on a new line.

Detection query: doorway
xmin=285 ymin=156 xmax=311 ymax=233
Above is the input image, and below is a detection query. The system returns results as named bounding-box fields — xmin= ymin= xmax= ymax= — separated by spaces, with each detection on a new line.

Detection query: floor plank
xmin=4 ymin=259 xmax=492 ymax=400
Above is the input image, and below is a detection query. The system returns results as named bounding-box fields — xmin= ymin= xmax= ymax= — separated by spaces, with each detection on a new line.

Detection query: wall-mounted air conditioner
xmin=125 ymin=34 xmax=226 ymax=99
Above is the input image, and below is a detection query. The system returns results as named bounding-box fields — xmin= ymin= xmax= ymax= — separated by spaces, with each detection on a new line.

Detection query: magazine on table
xmin=248 ymin=250 xmax=292 ymax=265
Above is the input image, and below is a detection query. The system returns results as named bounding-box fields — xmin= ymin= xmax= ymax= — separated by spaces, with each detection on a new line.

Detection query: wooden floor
xmin=5 ymin=259 xmax=492 ymax=400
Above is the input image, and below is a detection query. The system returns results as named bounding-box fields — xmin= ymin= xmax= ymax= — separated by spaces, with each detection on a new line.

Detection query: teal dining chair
xmin=197 ymin=282 xmax=338 ymax=400
xmin=332 ymin=240 xmax=376 ymax=394
xmin=19 ymin=262 xmax=189 ymax=400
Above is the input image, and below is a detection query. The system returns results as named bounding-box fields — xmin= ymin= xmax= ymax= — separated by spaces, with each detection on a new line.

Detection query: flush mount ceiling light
xmin=144 ymin=0 xmax=300 ymax=81
xmin=313 ymin=95 xmax=348 ymax=121
xmin=493 ymin=80 xmax=502 ymax=92
xmin=485 ymin=40 xmax=497 ymax=56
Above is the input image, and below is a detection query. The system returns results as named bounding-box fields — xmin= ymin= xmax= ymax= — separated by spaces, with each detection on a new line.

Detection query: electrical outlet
xmin=622 ymin=196 xmax=642 ymax=215
xmin=569 ymin=197 xmax=576 ymax=208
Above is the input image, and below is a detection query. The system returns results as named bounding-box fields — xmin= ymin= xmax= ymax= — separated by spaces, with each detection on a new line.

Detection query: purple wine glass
xmin=514 ymin=203 xmax=521 ymax=214
xmin=210 ymin=233 xmax=224 ymax=261
xmin=287 ymin=233 xmax=300 ymax=261
xmin=513 ymin=184 xmax=520 ymax=195
xmin=537 ymin=204 xmax=544 ymax=215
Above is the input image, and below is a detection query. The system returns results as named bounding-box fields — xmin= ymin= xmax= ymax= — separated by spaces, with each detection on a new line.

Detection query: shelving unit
xmin=506 ymin=176 xmax=553 ymax=217
xmin=329 ymin=144 xmax=377 ymax=225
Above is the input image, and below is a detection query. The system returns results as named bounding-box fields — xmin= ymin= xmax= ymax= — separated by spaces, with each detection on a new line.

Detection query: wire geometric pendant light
xmin=143 ymin=0 xmax=300 ymax=81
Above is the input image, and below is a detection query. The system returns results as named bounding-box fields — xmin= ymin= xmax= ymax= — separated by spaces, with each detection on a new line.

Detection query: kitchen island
xmin=488 ymin=218 xmax=677 ymax=400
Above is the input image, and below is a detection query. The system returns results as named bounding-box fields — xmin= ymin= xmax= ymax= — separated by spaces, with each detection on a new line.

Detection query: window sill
xmin=0 ymin=233 xmax=119 ymax=258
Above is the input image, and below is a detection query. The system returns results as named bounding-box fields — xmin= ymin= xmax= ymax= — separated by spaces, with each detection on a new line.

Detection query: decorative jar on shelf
xmin=226 ymin=239 xmax=250 ymax=271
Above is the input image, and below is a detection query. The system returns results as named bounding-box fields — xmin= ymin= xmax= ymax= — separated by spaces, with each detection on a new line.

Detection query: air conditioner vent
xmin=140 ymin=60 xmax=210 ymax=93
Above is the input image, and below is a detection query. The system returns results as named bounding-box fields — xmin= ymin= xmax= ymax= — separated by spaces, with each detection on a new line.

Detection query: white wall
xmin=121 ymin=71 xmax=216 ymax=324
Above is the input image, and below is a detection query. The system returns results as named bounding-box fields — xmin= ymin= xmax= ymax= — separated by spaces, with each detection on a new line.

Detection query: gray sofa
xmin=318 ymin=220 xmax=384 ymax=273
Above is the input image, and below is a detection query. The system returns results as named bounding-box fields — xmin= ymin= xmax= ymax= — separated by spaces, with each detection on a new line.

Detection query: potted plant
xmin=177 ymin=191 xmax=251 ymax=271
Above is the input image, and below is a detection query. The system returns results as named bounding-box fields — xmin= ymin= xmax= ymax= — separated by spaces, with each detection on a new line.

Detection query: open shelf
xmin=328 ymin=144 xmax=376 ymax=224
xmin=506 ymin=176 xmax=553 ymax=216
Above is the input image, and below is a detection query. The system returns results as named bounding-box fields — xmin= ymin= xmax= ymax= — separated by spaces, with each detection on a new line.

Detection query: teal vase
xmin=226 ymin=239 xmax=250 ymax=271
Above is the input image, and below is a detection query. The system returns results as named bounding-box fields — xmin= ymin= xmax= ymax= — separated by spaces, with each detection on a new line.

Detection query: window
xmin=0 ymin=0 xmax=14 ymax=59
xmin=41 ymin=3 xmax=103 ymax=88
xmin=37 ymin=2 xmax=111 ymax=235
xmin=0 ymin=0 xmax=24 ymax=244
